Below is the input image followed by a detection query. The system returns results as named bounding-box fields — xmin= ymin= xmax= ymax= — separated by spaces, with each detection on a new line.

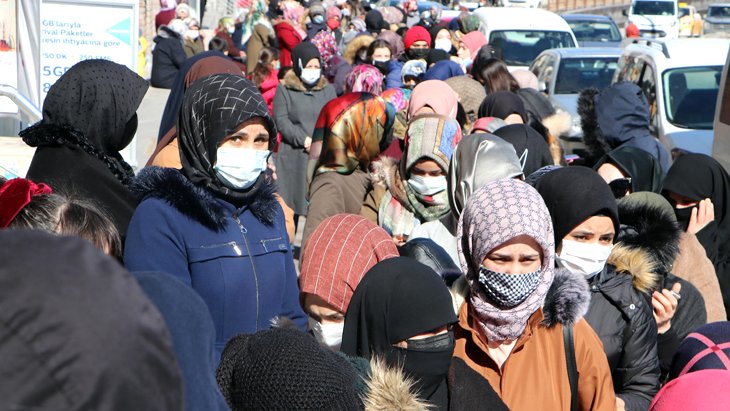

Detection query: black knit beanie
xmin=216 ymin=328 xmax=362 ymax=411
xmin=534 ymin=166 xmax=620 ymax=246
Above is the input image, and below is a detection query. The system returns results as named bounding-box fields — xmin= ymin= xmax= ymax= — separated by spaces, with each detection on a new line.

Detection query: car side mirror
xmin=622 ymin=9 xmax=628 ymax=16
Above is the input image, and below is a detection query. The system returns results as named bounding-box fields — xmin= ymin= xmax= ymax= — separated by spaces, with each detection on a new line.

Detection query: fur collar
xmin=371 ymin=157 xmax=409 ymax=205
xmin=449 ymin=268 xmax=591 ymax=327
xmin=343 ymin=35 xmax=375 ymax=65
xmin=608 ymin=243 xmax=659 ymax=294
xmin=617 ymin=200 xmax=681 ymax=276
xmin=131 ymin=167 xmax=279 ymax=232
xmin=363 ymin=358 xmax=430 ymax=411
xmin=283 ymin=70 xmax=329 ymax=92
xmin=577 ymin=87 xmax=610 ymax=165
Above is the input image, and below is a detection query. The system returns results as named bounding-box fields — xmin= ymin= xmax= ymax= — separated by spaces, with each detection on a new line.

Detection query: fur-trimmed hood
xmin=577 ymin=87 xmax=610 ymax=165
xmin=362 ymin=358 xmax=430 ymax=411
xmin=608 ymin=243 xmax=659 ymax=294
xmin=283 ymin=69 xmax=329 ymax=92
xmin=344 ymin=35 xmax=375 ymax=65
xmin=450 ymin=267 xmax=591 ymax=327
xmin=131 ymin=167 xmax=279 ymax=232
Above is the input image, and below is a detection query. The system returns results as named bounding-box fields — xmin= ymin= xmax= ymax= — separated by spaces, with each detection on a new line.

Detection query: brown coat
xmin=453 ymin=303 xmax=616 ymax=411
xmin=673 ymin=232 xmax=727 ymax=322
xmin=246 ymin=23 xmax=273 ymax=75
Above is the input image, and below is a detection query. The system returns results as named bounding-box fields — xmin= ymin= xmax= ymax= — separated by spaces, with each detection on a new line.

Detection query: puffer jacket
xmin=124 ymin=167 xmax=308 ymax=363
xmin=585 ymin=244 xmax=661 ymax=411
xmin=151 ymin=26 xmax=187 ymax=89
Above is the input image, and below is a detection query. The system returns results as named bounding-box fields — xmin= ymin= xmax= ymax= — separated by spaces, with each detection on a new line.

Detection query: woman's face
xmin=372 ymin=47 xmax=391 ymax=61
xmin=457 ymin=43 xmax=470 ymax=60
xmin=668 ymin=191 xmax=699 ymax=209
xmin=435 ymin=29 xmax=451 ymax=41
xmin=481 ymin=235 xmax=542 ymax=275
xmin=218 ymin=118 xmax=269 ymax=151
xmin=558 ymin=216 xmax=615 ymax=254
xmin=410 ymin=158 xmax=445 ymax=177
xmin=305 ymin=58 xmax=321 ymax=69
xmin=303 ymin=293 xmax=344 ymax=324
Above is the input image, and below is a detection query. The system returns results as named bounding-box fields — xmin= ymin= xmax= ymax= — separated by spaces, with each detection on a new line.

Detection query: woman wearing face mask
xmin=430 ymin=26 xmax=454 ymax=54
xmin=124 ymin=74 xmax=308 ymax=363
xmin=403 ymin=25 xmax=432 ymax=61
xmin=594 ymin=146 xmax=664 ymax=199
xmin=456 ymin=31 xmax=487 ymax=74
xmin=535 ymin=166 xmax=660 ymax=411
xmin=342 ymin=257 xmax=509 ymax=411
xmin=183 ymin=18 xmax=205 ymax=58
xmin=454 ymin=179 xmax=615 ymax=410
xmin=662 ymin=153 xmax=730 ymax=319
xmin=299 ymin=213 xmax=399 ymax=350
xmin=273 ymin=42 xmax=337 ymax=226
xmin=367 ymin=39 xmax=394 ymax=76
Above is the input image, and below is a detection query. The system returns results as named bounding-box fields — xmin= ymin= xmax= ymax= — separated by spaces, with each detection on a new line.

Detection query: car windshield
xmin=708 ymin=6 xmax=730 ymax=17
xmin=554 ymin=57 xmax=618 ymax=94
xmin=568 ymin=20 xmax=622 ymax=42
xmin=632 ymin=1 xmax=675 ymax=16
xmin=489 ymin=30 xmax=576 ymax=66
xmin=663 ymin=66 xmax=723 ymax=129
xmin=679 ymin=7 xmax=690 ymax=18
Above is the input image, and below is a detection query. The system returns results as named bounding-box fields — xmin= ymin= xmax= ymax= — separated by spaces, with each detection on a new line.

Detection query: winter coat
xmin=274 ymin=22 xmax=302 ymax=67
xmin=273 ymin=71 xmax=336 ymax=215
xmin=343 ymin=35 xmax=375 ymax=66
xmin=151 ymin=26 xmax=188 ymax=89
xmin=301 ymin=169 xmax=371 ymax=253
xmin=124 ymin=167 xmax=308 ymax=363
xmin=586 ymin=245 xmax=661 ymax=411
xmin=674 ymin=232 xmax=727 ymax=321
xmin=325 ymin=55 xmax=352 ymax=96
xmin=385 ymin=60 xmax=405 ymax=90
xmin=246 ymin=23 xmax=274 ymax=75
xmin=258 ymin=69 xmax=279 ymax=115
xmin=452 ymin=268 xmax=616 ymax=411
xmin=183 ymin=37 xmax=205 ymax=58
xmin=448 ymin=357 xmax=510 ymax=411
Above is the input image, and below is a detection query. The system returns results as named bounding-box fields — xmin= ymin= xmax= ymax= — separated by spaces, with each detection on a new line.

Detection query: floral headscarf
xmin=281 ymin=0 xmax=304 ymax=25
xmin=240 ymin=0 xmax=269 ymax=45
xmin=345 ymin=64 xmax=384 ymax=95
xmin=311 ymin=30 xmax=337 ymax=69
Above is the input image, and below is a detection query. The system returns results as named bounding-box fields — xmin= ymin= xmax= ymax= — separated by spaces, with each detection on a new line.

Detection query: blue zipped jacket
xmin=124 ymin=167 xmax=307 ymax=363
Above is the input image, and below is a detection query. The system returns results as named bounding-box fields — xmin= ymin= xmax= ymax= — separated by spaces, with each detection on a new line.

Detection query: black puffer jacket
xmin=151 ymin=26 xmax=188 ymax=89
xmin=584 ymin=244 xmax=660 ymax=411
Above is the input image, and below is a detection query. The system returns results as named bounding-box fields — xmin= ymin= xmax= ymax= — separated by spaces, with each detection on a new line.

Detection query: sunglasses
xmin=609 ymin=178 xmax=632 ymax=199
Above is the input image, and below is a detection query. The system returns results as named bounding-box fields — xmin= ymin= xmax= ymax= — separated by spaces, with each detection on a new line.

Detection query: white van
xmin=712 ymin=42 xmax=730 ymax=171
xmin=627 ymin=0 xmax=680 ymax=39
xmin=473 ymin=7 xmax=578 ymax=70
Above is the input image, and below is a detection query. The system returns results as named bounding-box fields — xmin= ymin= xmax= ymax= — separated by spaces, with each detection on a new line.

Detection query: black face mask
xmin=386 ymin=331 xmax=455 ymax=404
xmin=372 ymin=59 xmax=390 ymax=75
xmin=408 ymin=48 xmax=429 ymax=61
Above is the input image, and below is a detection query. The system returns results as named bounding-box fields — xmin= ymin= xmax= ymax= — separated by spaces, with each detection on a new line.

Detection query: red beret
xmin=404 ymin=26 xmax=432 ymax=50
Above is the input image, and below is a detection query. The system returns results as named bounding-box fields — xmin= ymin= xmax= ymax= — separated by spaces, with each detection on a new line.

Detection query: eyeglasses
xmin=608 ymin=178 xmax=632 ymax=199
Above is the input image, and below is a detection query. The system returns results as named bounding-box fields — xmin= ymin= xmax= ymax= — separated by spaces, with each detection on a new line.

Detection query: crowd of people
xmin=2 ymin=0 xmax=730 ymax=410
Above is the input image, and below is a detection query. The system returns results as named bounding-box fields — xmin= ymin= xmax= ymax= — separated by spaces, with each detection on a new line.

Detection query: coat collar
xmin=283 ymin=69 xmax=329 ymax=92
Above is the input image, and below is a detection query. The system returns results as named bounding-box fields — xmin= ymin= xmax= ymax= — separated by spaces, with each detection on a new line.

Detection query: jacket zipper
xmin=233 ymin=211 xmax=260 ymax=331
xmin=199 ymin=241 xmax=241 ymax=255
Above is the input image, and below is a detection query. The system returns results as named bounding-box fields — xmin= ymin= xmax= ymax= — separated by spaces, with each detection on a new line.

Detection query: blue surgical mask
xmin=313 ymin=14 xmax=325 ymax=24
xmin=478 ymin=266 xmax=541 ymax=309
xmin=214 ymin=148 xmax=270 ymax=190
xmin=461 ymin=57 xmax=473 ymax=69
xmin=407 ymin=174 xmax=447 ymax=196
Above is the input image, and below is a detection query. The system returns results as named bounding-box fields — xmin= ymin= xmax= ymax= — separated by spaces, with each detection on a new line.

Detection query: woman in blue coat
xmin=125 ymin=74 xmax=307 ymax=362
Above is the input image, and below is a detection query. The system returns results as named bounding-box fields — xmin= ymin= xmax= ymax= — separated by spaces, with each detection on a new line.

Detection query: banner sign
xmin=0 ymin=0 xmax=18 ymax=114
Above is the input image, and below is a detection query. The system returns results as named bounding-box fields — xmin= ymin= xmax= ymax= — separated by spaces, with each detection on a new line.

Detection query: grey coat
xmin=273 ymin=70 xmax=336 ymax=216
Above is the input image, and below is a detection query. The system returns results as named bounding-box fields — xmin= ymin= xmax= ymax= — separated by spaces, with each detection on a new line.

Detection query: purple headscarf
xmin=457 ymin=179 xmax=555 ymax=342
xmin=345 ymin=64 xmax=384 ymax=95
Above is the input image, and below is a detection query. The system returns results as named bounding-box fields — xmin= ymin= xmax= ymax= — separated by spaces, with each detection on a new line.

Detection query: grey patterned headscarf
xmin=457 ymin=178 xmax=555 ymax=342
xmin=178 ymin=74 xmax=277 ymax=206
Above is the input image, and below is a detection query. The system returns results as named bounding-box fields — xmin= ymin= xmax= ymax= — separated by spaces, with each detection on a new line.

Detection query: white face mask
xmin=309 ymin=317 xmax=344 ymax=350
xmin=408 ymin=174 xmax=447 ymax=196
xmin=300 ymin=68 xmax=321 ymax=85
xmin=556 ymin=240 xmax=614 ymax=278
xmin=434 ymin=38 xmax=452 ymax=53
xmin=214 ymin=147 xmax=270 ymax=190
xmin=186 ymin=29 xmax=200 ymax=40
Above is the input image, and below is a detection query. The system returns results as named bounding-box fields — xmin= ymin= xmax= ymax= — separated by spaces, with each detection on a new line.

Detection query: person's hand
xmin=304 ymin=136 xmax=312 ymax=152
xmin=615 ymin=396 xmax=625 ymax=411
xmin=687 ymin=198 xmax=714 ymax=234
xmin=239 ymin=50 xmax=246 ymax=59
xmin=653 ymin=282 xmax=681 ymax=334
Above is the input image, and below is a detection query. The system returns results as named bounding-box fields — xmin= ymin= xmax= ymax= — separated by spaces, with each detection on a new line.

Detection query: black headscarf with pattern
xmin=178 ymin=73 xmax=278 ymax=207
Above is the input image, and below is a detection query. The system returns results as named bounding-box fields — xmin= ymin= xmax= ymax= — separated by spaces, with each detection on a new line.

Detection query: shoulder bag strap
xmin=563 ymin=324 xmax=579 ymax=411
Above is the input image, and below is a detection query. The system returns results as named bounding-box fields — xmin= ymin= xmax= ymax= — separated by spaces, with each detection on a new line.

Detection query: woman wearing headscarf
xmin=274 ymin=42 xmax=337 ymax=222
xmin=662 ymin=153 xmax=730 ymax=319
xmin=20 ymin=59 xmax=147 ymax=240
xmin=273 ymin=0 xmax=305 ymax=67
xmin=594 ymin=145 xmax=664 ymax=199
xmin=408 ymin=79 xmax=459 ymax=120
xmin=342 ymin=257 xmax=508 ymax=410
xmin=344 ymin=64 xmax=384 ymax=94
xmin=242 ymin=0 xmax=275 ymax=75
xmin=363 ymin=113 xmax=461 ymax=244
xmin=535 ymin=167 xmax=660 ymax=411
xmin=479 ymin=91 xmax=554 ymax=177
xmin=299 ymin=213 xmax=399 ymax=350
xmin=151 ymin=19 xmax=189 ymax=89
xmin=456 ymin=31 xmax=487 ymax=73
xmin=312 ymin=29 xmax=351 ymax=96
xmin=301 ymin=93 xmax=394 ymax=250
xmin=454 ymin=179 xmax=615 ymax=410
xmin=124 ymin=74 xmax=307 ymax=362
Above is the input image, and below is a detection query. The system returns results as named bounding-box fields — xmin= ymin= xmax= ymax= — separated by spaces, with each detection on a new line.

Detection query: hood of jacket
xmin=450 ymin=267 xmax=591 ymax=328
xmin=594 ymin=82 xmax=652 ymax=147
xmin=617 ymin=199 xmax=681 ymax=278
xmin=362 ymin=357 xmax=430 ymax=411
xmin=344 ymin=35 xmax=375 ymax=65
xmin=131 ymin=166 xmax=278 ymax=232
xmin=283 ymin=69 xmax=329 ymax=92
xmin=607 ymin=243 xmax=659 ymax=294
xmin=155 ymin=25 xmax=183 ymax=41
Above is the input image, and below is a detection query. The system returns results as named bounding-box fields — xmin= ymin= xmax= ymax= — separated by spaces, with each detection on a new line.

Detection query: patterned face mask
xmin=478 ymin=266 xmax=541 ymax=309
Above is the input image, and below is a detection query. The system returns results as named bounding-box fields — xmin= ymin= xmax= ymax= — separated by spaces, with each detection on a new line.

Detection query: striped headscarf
xmin=300 ymin=214 xmax=399 ymax=313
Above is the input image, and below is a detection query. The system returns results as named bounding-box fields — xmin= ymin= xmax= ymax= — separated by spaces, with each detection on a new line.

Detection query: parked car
xmin=500 ymin=0 xmax=543 ymax=7
xmin=530 ymin=47 xmax=622 ymax=155
xmin=562 ymin=14 xmax=623 ymax=47
xmin=712 ymin=40 xmax=730 ymax=170
xmin=626 ymin=0 xmax=680 ymax=39
xmin=678 ymin=3 xmax=703 ymax=37
xmin=474 ymin=7 xmax=578 ymax=69
xmin=615 ymin=38 xmax=729 ymax=154
xmin=705 ymin=3 xmax=730 ymax=36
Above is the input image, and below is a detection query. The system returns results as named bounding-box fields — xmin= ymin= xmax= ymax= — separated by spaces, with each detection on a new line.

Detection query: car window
xmin=615 ymin=54 xmax=644 ymax=83
xmin=640 ymin=62 xmax=658 ymax=131
xmin=708 ymin=6 xmax=730 ymax=17
xmin=489 ymin=30 xmax=576 ymax=67
xmin=679 ymin=7 xmax=690 ymax=18
xmin=554 ymin=57 xmax=618 ymax=94
xmin=663 ymin=66 xmax=723 ymax=129
xmin=632 ymin=1 xmax=676 ymax=16
xmin=568 ymin=21 xmax=622 ymax=42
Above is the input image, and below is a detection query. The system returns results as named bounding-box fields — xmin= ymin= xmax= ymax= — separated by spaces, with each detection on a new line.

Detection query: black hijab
xmin=493 ymin=124 xmax=554 ymax=177
xmin=478 ymin=91 xmax=527 ymax=122
xmin=291 ymin=41 xmax=321 ymax=79
xmin=178 ymin=74 xmax=277 ymax=208
xmin=594 ymin=146 xmax=663 ymax=193
xmin=341 ymin=257 xmax=456 ymax=409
